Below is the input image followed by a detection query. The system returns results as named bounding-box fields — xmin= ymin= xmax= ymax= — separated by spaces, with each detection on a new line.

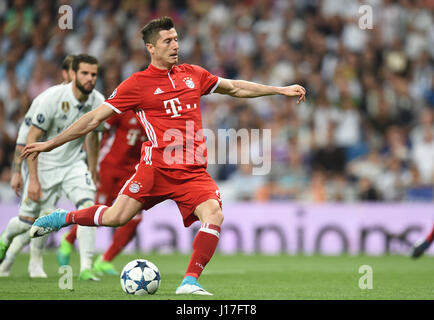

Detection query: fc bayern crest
xmin=183 ymin=77 xmax=195 ymax=89
xmin=129 ymin=183 xmax=140 ymax=193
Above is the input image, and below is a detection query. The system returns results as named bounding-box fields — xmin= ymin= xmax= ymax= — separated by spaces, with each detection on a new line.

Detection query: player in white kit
xmin=0 ymin=54 xmax=104 ymax=280
xmin=0 ymin=56 xmax=75 ymax=278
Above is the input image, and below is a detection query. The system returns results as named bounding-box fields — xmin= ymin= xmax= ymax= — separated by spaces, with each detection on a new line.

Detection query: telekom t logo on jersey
xmin=163 ymin=98 xmax=197 ymax=118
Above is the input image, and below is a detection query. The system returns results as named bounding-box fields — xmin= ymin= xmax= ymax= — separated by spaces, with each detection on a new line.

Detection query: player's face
xmin=74 ymin=63 xmax=98 ymax=94
xmin=153 ymin=28 xmax=179 ymax=66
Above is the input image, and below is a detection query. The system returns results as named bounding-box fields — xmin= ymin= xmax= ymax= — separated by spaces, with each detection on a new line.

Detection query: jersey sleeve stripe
xmin=136 ymin=110 xmax=158 ymax=147
xmin=209 ymin=77 xmax=221 ymax=94
xmin=31 ymin=122 xmax=47 ymax=132
xmin=103 ymin=101 xmax=122 ymax=114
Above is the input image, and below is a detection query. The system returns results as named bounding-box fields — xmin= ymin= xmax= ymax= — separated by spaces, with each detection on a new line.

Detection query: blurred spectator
xmin=376 ymin=157 xmax=412 ymax=201
xmin=311 ymin=121 xmax=346 ymax=176
xmin=411 ymin=125 xmax=434 ymax=186
xmin=357 ymin=176 xmax=382 ymax=201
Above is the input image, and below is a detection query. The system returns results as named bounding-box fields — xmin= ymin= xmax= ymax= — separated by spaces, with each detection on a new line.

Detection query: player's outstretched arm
xmin=214 ymin=78 xmax=306 ymax=103
xmin=22 ymin=104 xmax=115 ymax=160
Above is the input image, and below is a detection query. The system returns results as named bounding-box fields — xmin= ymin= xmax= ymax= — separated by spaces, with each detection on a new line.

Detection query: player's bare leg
xmin=176 ymin=199 xmax=223 ymax=295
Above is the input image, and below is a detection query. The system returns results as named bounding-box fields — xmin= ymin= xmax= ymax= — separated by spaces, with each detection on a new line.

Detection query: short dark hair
xmin=72 ymin=54 xmax=98 ymax=72
xmin=141 ymin=16 xmax=174 ymax=45
xmin=62 ymin=55 xmax=75 ymax=71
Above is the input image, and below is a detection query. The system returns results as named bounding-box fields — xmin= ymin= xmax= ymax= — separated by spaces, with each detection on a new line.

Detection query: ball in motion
xmin=120 ymin=259 xmax=161 ymax=295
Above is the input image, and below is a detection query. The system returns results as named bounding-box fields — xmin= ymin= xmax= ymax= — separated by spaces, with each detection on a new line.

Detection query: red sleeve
xmin=190 ymin=65 xmax=220 ymax=96
xmin=103 ymin=74 xmax=143 ymax=114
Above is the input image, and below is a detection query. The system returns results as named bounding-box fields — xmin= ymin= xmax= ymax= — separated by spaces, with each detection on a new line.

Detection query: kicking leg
xmin=30 ymin=195 xmax=143 ymax=237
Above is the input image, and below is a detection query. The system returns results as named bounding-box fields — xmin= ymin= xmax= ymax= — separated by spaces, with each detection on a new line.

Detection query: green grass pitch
xmin=0 ymin=252 xmax=432 ymax=300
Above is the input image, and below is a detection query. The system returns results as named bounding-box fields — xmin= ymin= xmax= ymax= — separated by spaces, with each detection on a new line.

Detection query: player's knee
xmin=204 ymin=204 xmax=224 ymax=226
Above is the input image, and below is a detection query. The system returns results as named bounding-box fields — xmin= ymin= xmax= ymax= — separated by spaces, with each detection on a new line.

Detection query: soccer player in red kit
xmin=23 ymin=16 xmax=306 ymax=295
xmin=57 ymin=111 xmax=147 ymax=274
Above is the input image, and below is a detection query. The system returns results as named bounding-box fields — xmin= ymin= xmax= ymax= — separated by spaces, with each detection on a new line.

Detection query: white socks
xmin=77 ymin=226 xmax=96 ymax=272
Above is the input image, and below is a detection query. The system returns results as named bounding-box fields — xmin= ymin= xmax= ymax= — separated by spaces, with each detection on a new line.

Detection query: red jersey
xmin=98 ymin=111 xmax=147 ymax=176
xmin=103 ymin=63 xmax=220 ymax=171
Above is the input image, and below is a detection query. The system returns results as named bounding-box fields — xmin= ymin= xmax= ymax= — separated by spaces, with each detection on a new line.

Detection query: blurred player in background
xmin=0 ymin=55 xmax=75 ymax=277
xmin=57 ymin=110 xmax=147 ymax=275
xmin=411 ymin=225 xmax=434 ymax=258
xmin=2 ymin=54 xmax=105 ymax=281
xmin=22 ymin=17 xmax=306 ymax=295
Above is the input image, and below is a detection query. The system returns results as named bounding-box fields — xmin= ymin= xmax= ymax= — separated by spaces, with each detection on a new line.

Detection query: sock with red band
xmin=185 ymin=223 xmax=221 ymax=279
xmin=103 ymin=216 xmax=142 ymax=262
xmin=65 ymin=205 xmax=108 ymax=226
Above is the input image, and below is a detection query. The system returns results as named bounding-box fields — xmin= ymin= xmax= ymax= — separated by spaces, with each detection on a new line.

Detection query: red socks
xmin=65 ymin=205 xmax=108 ymax=226
xmin=185 ymin=223 xmax=221 ymax=279
xmin=65 ymin=225 xmax=78 ymax=244
xmin=64 ymin=205 xmax=108 ymax=245
xmin=103 ymin=216 xmax=142 ymax=262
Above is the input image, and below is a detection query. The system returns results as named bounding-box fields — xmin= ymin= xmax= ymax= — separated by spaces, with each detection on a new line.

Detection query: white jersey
xmin=16 ymin=84 xmax=66 ymax=146
xmin=31 ymin=82 xmax=105 ymax=170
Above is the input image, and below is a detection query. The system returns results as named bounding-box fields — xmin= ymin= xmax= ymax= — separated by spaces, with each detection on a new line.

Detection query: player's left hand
xmin=281 ymin=84 xmax=306 ymax=104
xmin=21 ymin=141 xmax=54 ymax=160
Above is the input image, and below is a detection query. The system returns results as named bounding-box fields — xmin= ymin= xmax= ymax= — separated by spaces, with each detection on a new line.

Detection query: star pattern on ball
xmin=121 ymin=270 xmax=129 ymax=282
xmin=135 ymin=260 xmax=148 ymax=271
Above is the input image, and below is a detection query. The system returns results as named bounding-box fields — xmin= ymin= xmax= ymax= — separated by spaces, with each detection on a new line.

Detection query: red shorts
xmin=119 ymin=164 xmax=222 ymax=227
xmin=96 ymin=163 xmax=134 ymax=206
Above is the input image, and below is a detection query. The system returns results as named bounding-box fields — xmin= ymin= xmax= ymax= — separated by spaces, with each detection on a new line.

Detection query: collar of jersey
xmin=147 ymin=63 xmax=176 ymax=75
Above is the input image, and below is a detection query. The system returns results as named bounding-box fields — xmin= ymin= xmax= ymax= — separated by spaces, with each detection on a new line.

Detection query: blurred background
xmin=0 ymin=0 xmax=433 ymax=206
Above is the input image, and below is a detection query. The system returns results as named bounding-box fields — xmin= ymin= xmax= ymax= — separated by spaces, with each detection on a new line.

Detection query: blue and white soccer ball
xmin=120 ymin=259 xmax=161 ymax=295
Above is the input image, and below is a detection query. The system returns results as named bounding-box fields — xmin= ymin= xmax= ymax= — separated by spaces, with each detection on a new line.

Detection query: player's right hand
xmin=27 ymin=178 xmax=43 ymax=202
xmin=10 ymin=172 xmax=23 ymax=196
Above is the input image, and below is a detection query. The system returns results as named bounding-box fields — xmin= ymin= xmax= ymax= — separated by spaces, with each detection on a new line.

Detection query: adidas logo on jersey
xmin=154 ymin=88 xmax=164 ymax=95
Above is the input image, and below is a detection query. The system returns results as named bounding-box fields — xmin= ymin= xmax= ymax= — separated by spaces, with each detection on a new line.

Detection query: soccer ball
xmin=120 ymin=259 xmax=161 ymax=295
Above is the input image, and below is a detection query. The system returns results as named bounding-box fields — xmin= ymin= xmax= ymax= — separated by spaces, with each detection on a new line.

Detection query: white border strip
xmin=209 ymin=77 xmax=221 ymax=94
xmin=103 ymin=101 xmax=121 ymax=114
xmin=93 ymin=205 xmax=108 ymax=226
xmin=199 ymin=226 xmax=220 ymax=238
